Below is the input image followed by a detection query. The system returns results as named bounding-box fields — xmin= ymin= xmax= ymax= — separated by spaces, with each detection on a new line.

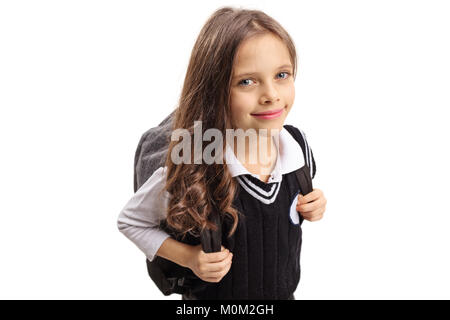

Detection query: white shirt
xmin=117 ymin=126 xmax=310 ymax=262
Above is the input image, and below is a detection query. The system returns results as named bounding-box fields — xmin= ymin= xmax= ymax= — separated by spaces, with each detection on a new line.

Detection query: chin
xmin=269 ymin=125 xmax=284 ymax=136
xmin=256 ymin=124 xmax=284 ymax=137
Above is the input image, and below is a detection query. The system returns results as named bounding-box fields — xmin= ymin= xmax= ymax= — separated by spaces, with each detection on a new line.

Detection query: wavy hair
xmin=162 ymin=6 xmax=298 ymax=239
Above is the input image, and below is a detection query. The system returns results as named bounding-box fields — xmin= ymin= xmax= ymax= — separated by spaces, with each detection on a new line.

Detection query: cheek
xmin=230 ymin=92 xmax=255 ymax=120
xmin=290 ymin=85 xmax=295 ymax=104
xmin=282 ymin=82 xmax=295 ymax=107
xmin=278 ymin=84 xmax=295 ymax=119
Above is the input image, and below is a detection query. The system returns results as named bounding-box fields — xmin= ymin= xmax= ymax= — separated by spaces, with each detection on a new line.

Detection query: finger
xmin=204 ymin=276 xmax=222 ymax=283
xmin=299 ymin=211 xmax=311 ymax=220
xmin=299 ymin=209 xmax=314 ymax=220
xmin=204 ymin=262 xmax=231 ymax=279
xmin=297 ymin=195 xmax=326 ymax=212
xmin=302 ymin=207 xmax=325 ymax=221
xmin=298 ymin=188 xmax=321 ymax=204
xmin=204 ymin=253 xmax=233 ymax=272
xmin=204 ymin=269 xmax=226 ymax=279
xmin=297 ymin=200 xmax=317 ymax=213
xmin=309 ymin=213 xmax=324 ymax=222
xmin=204 ymin=248 xmax=231 ymax=263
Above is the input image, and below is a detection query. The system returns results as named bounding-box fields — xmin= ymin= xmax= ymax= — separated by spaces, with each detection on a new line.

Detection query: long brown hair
xmin=162 ymin=6 xmax=298 ymax=239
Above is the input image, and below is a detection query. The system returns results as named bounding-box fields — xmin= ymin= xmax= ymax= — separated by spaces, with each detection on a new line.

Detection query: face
xmin=229 ymin=32 xmax=295 ymax=137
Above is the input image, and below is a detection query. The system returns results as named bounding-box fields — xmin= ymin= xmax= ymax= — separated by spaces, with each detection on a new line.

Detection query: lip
xmin=251 ymin=107 xmax=284 ymax=119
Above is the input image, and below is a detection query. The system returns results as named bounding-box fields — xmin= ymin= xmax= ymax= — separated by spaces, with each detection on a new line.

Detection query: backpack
xmin=133 ymin=110 xmax=313 ymax=296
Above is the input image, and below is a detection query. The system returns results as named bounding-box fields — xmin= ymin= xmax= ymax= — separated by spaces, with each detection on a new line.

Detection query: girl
xmin=118 ymin=6 xmax=327 ymax=300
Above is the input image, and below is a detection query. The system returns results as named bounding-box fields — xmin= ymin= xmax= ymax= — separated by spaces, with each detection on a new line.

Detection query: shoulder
xmin=282 ymin=124 xmax=311 ymax=151
xmin=283 ymin=124 xmax=308 ymax=140
xmin=282 ymin=124 xmax=317 ymax=179
xmin=136 ymin=166 xmax=171 ymax=200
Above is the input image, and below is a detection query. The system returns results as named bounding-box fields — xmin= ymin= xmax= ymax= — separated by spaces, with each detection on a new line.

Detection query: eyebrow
xmin=233 ymin=64 xmax=293 ymax=79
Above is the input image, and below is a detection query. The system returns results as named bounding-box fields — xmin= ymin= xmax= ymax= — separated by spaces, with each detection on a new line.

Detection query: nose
xmin=259 ymin=82 xmax=280 ymax=105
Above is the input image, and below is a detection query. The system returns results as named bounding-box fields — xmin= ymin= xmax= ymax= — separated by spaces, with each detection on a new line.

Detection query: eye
xmin=277 ymin=71 xmax=291 ymax=79
xmin=238 ymin=79 xmax=255 ymax=87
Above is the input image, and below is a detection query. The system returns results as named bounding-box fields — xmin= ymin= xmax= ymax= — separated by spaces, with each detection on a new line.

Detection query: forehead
xmin=232 ymin=33 xmax=292 ymax=74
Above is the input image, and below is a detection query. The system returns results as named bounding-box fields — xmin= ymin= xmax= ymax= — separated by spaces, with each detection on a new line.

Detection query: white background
xmin=1 ymin=0 xmax=449 ymax=299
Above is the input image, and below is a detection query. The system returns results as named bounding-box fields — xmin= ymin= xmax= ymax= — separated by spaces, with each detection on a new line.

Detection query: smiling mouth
xmin=250 ymin=107 xmax=285 ymax=116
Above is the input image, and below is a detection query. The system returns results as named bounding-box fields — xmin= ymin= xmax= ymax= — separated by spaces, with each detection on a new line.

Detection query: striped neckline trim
xmin=236 ymin=175 xmax=282 ymax=204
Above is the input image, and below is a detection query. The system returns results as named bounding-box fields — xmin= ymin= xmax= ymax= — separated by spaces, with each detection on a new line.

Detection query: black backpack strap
xmin=283 ymin=124 xmax=316 ymax=180
xmin=283 ymin=124 xmax=315 ymax=196
xmin=200 ymin=205 xmax=222 ymax=253
xmin=145 ymin=207 xmax=222 ymax=296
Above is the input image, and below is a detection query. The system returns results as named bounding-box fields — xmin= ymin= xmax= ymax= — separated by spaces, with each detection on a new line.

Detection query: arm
xmin=158 ymin=237 xmax=233 ymax=283
xmin=117 ymin=166 xmax=175 ymax=262
xmin=155 ymin=237 xmax=194 ymax=268
xmin=117 ymin=166 xmax=233 ymax=282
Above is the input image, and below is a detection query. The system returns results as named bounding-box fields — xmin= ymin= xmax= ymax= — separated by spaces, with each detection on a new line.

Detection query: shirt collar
xmin=225 ymin=126 xmax=304 ymax=183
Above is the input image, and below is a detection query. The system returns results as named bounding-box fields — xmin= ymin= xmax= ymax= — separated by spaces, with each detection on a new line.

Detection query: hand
xmin=296 ymin=188 xmax=327 ymax=222
xmin=186 ymin=245 xmax=233 ymax=283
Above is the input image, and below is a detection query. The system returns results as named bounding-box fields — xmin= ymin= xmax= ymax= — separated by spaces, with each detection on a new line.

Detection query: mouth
xmin=250 ymin=107 xmax=285 ymax=119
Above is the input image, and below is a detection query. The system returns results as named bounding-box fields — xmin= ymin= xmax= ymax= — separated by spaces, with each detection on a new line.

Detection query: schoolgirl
xmin=117 ymin=6 xmax=327 ymax=300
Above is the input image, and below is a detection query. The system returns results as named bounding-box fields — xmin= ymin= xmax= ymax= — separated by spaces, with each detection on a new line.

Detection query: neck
xmin=233 ymin=133 xmax=277 ymax=176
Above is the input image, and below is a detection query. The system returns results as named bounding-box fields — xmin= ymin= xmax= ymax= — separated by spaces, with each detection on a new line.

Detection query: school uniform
xmin=117 ymin=123 xmax=316 ymax=300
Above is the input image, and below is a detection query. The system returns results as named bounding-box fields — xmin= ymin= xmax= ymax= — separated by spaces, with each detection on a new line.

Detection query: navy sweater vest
xmin=159 ymin=125 xmax=314 ymax=300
